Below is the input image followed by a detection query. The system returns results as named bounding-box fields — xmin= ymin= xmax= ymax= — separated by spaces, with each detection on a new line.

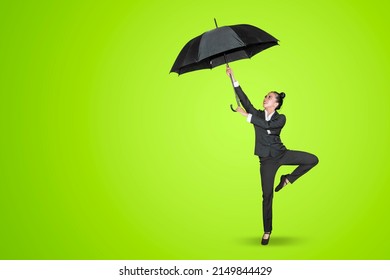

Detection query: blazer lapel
xmin=270 ymin=111 xmax=279 ymax=120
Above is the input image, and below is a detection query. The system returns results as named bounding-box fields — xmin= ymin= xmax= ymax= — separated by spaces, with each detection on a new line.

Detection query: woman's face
xmin=262 ymin=92 xmax=279 ymax=110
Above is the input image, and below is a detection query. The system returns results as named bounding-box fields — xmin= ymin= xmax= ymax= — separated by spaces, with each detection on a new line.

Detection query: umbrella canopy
xmin=170 ymin=24 xmax=278 ymax=75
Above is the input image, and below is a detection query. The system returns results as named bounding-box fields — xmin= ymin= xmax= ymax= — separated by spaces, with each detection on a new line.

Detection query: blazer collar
xmin=261 ymin=110 xmax=279 ymax=120
xmin=271 ymin=110 xmax=279 ymax=119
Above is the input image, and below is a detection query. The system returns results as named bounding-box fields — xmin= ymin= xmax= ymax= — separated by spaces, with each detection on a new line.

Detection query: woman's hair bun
xmin=272 ymin=91 xmax=286 ymax=110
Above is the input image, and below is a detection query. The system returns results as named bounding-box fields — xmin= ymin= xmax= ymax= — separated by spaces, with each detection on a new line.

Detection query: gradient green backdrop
xmin=1 ymin=0 xmax=389 ymax=259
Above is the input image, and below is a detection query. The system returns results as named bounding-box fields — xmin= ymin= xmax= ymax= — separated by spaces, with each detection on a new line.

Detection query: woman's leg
xmin=279 ymin=150 xmax=319 ymax=184
xmin=260 ymin=159 xmax=280 ymax=233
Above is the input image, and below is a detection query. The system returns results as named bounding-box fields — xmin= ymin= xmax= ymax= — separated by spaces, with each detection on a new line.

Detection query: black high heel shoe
xmin=261 ymin=232 xmax=271 ymax=245
xmin=275 ymin=175 xmax=288 ymax=192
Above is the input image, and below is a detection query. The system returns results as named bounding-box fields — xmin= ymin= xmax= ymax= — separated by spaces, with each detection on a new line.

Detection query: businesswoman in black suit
xmin=226 ymin=66 xmax=318 ymax=245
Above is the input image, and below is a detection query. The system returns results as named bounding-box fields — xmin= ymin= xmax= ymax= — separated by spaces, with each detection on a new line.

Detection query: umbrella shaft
xmin=228 ymin=72 xmax=240 ymax=107
xmin=235 ymin=93 xmax=240 ymax=106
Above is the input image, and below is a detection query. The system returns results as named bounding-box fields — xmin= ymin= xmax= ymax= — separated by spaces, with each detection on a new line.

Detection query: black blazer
xmin=234 ymin=85 xmax=287 ymax=158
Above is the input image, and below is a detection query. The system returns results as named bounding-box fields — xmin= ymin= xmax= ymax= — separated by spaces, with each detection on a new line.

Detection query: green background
xmin=1 ymin=0 xmax=389 ymax=259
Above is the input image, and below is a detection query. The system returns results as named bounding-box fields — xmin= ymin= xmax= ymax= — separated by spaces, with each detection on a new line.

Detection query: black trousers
xmin=259 ymin=150 xmax=319 ymax=233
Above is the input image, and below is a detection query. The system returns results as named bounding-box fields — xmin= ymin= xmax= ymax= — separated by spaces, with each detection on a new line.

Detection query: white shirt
xmin=247 ymin=112 xmax=273 ymax=134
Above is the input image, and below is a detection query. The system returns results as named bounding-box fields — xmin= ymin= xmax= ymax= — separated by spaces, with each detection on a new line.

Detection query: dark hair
xmin=272 ymin=91 xmax=286 ymax=110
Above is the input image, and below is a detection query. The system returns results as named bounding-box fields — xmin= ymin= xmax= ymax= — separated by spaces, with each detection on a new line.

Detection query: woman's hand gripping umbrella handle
xmin=226 ymin=64 xmax=241 ymax=112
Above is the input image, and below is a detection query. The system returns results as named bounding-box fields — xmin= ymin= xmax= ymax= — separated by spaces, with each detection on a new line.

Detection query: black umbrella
xmin=170 ymin=19 xmax=279 ymax=111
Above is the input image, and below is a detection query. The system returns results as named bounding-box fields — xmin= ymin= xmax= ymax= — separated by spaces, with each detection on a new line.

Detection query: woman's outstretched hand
xmin=226 ymin=65 xmax=236 ymax=82
xmin=226 ymin=65 xmax=233 ymax=77
xmin=236 ymin=106 xmax=248 ymax=117
xmin=226 ymin=65 xmax=237 ymax=82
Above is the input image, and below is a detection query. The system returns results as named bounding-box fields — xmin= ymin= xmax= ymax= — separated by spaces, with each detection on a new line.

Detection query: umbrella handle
xmin=230 ymin=94 xmax=241 ymax=112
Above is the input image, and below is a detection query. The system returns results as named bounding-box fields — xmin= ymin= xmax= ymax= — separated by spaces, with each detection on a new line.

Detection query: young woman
xmin=226 ymin=66 xmax=318 ymax=245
